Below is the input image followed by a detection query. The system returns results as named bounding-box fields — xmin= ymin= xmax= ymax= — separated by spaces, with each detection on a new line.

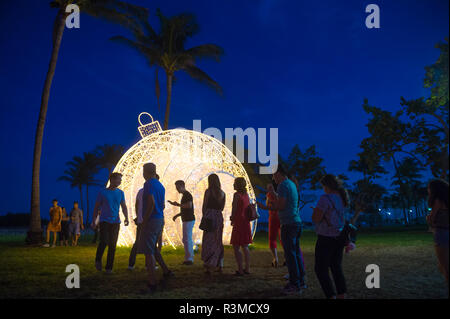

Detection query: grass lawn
xmin=0 ymin=226 xmax=447 ymax=299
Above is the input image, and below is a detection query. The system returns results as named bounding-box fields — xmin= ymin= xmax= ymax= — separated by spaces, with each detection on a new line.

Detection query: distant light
xmin=409 ymin=209 xmax=413 ymax=213
xmin=387 ymin=212 xmax=391 ymax=215
xmin=378 ymin=208 xmax=381 ymax=212
xmin=428 ymin=208 xmax=432 ymax=211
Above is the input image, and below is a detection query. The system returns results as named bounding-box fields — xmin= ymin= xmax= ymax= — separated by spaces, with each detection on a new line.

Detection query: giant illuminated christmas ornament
xmin=113 ymin=113 xmax=258 ymax=248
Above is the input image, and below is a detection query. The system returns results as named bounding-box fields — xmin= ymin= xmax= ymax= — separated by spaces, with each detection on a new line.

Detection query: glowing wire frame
xmin=112 ymin=113 xmax=258 ymax=248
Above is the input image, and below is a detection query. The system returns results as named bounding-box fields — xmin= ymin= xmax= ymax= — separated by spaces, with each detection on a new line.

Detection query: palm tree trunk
xmin=163 ymin=73 xmax=173 ymax=130
xmin=27 ymin=8 xmax=66 ymax=245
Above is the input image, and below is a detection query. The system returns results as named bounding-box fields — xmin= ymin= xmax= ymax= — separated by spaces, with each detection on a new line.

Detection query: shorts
xmin=137 ymin=218 xmax=164 ymax=255
xmin=433 ymin=228 xmax=449 ymax=247
xmin=69 ymin=222 xmax=81 ymax=236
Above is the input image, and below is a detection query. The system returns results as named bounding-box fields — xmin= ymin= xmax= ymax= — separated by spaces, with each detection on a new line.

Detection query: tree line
xmin=273 ymin=38 xmax=448 ymax=226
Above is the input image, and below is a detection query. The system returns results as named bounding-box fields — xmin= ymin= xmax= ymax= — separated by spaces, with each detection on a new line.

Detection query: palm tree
xmin=95 ymin=144 xmax=126 ymax=179
xmin=111 ymin=8 xmax=224 ymax=130
xmin=59 ymin=152 xmax=101 ymax=225
xmin=28 ymin=0 xmax=146 ymax=244
xmin=57 ymin=161 xmax=85 ymax=213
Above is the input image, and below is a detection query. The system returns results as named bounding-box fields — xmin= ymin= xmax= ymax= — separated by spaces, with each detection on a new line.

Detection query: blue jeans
xmin=281 ymin=222 xmax=306 ymax=288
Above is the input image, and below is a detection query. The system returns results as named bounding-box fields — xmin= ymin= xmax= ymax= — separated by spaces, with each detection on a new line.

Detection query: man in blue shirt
xmin=91 ymin=172 xmax=129 ymax=273
xmin=262 ymin=164 xmax=306 ymax=295
xmin=137 ymin=163 xmax=173 ymax=293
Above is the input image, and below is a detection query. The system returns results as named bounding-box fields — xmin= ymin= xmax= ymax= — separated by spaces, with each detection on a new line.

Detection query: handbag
xmin=199 ymin=216 xmax=215 ymax=232
xmin=323 ymin=195 xmax=358 ymax=246
xmin=247 ymin=203 xmax=259 ymax=221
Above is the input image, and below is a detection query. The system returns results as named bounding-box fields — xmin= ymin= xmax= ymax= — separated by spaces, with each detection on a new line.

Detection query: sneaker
xmin=282 ymin=283 xmax=302 ymax=295
xmin=42 ymin=243 xmax=50 ymax=247
xmin=127 ymin=265 xmax=135 ymax=271
xmin=95 ymin=260 xmax=102 ymax=271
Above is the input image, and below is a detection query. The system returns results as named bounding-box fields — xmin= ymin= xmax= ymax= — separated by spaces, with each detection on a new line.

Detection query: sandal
xmin=271 ymin=260 xmax=278 ymax=268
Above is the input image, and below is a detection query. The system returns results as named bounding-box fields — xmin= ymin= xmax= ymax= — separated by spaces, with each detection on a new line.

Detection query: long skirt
xmin=201 ymin=209 xmax=224 ymax=268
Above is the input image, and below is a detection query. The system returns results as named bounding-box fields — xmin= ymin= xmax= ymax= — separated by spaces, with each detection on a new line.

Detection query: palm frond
xmin=79 ymin=0 xmax=149 ymax=30
xmin=183 ymin=64 xmax=223 ymax=95
xmin=185 ymin=44 xmax=224 ymax=62
xmin=110 ymin=35 xmax=161 ymax=66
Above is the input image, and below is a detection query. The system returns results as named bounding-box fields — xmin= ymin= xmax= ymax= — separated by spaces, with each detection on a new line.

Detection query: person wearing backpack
xmin=311 ymin=174 xmax=350 ymax=299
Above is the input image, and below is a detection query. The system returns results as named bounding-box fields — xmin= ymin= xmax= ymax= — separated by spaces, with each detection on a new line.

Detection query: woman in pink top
xmin=230 ymin=177 xmax=252 ymax=276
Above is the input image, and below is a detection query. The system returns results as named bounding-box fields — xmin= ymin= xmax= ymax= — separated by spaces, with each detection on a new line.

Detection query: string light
xmin=113 ymin=113 xmax=258 ymax=248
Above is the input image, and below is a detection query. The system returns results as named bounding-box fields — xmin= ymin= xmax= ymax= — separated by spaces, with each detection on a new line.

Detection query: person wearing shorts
xmin=137 ymin=163 xmax=173 ymax=293
xmin=69 ymin=202 xmax=84 ymax=246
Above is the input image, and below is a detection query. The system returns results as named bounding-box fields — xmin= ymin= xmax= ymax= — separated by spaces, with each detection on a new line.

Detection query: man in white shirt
xmin=128 ymin=188 xmax=144 ymax=270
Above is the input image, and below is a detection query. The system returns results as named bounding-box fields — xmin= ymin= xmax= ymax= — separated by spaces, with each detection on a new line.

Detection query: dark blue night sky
xmin=0 ymin=0 xmax=448 ymax=220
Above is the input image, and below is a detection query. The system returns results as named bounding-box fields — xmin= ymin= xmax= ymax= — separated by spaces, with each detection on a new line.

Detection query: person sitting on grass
xmin=43 ymin=199 xmax=62 ymax=248
xmin=68 ymin=201 xmax=84 ymax=246
xmin=168 ymin=180 xmax=196 ymax=266
xmin=91 ymin=172 xmax=129 ymax=274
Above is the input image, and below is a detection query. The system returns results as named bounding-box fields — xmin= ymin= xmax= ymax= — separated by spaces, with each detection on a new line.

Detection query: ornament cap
xmin=138 ymin=112 xmax=162 ymax=138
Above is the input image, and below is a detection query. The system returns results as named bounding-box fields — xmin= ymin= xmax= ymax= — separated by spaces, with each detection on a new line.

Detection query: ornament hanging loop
xmin=138 ymin=112 xmax=154 ymax=126
xmin=137 ymin=112 xmax=162 ymax=138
